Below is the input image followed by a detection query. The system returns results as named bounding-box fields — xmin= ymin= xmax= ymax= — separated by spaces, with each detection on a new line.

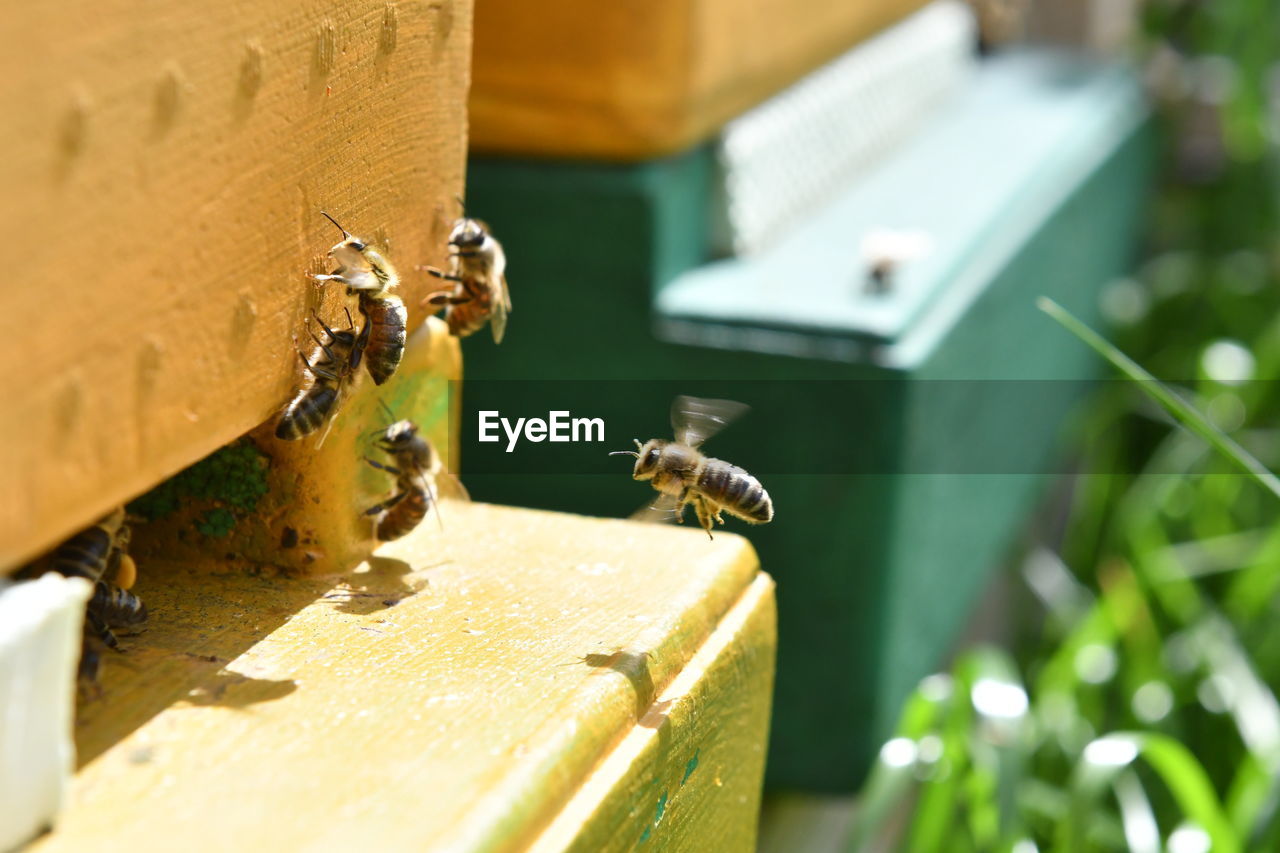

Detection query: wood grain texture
xmin=30 ymin=503 xmax=773 ymax=852
xmin=468 ymin=0 xmax=929 ymax=160
xmin=0 ymin=0 xmax=473 ymax=572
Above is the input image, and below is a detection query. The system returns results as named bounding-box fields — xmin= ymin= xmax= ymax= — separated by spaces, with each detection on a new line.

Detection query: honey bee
xmin=275 ymin=308 xmax=365 ymax=444
xmin=86 ymin=581 xmax=149 ymax=649
xmin=611 ymin=396 xmax=773 ymax=539
xmin=422 ymin=214 xmax=512 ymax=344
xmin=39 ymin=507 xmax=148 ymax=686
xmin=313 ymin=212 xmax=407 ymax=385
xmin=363 ymin=411 xmax=468 ymax=541
xmin=48 ymin=506 xmax=127 ymax=584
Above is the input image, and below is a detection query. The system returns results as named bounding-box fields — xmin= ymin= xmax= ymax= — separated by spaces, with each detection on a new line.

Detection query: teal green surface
xmin=460 ymin=58 xmax=1155 ymax=791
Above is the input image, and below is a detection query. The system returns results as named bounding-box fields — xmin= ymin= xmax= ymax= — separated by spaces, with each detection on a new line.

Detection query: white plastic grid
xmin=713 ymin=1 xmax=978 ymax=257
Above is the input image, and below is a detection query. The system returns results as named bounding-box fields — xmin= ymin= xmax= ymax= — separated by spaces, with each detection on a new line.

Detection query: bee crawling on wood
xmin=420 ymin=208 xmax=512 ymax=344
xmin=35 ymin=506 xmax=148 ymax=687
xmin=611 ymin=396 xmax=773 ymax=539
xmin=363 ymin=406 xmax=468 ymax=541
xmin=313 ymin=212 xmax=407 ymax=386
xmin=275 ymin=308 xmax=365 ymax=445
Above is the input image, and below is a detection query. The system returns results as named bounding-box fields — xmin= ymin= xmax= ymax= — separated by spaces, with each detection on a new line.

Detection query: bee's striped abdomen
xmin=376 ymin=487 xmax=429 ymax=541
xmin=698 ymin=459 xmax=773 ymax=524
xmin=276 ymin=386 xmax=338 ymax=440
xmin=360 ymin=294 xmax=407 ymax=386
xmin=50 ymin=525 xmax=114 ymax=582
xmin=91 ymin=582 xmax=149 ymax=628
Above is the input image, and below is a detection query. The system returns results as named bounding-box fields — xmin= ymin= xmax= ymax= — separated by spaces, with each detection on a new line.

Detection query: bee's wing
xmin=629 ymin=492 xmax=681 ymax=524
xmin=437 ymin=470 xmax=471 ymax=502
xmin=489 ymin=274 xmax=510 ymax=344
xmin=670 ymin=395 xmax=749 ymax=448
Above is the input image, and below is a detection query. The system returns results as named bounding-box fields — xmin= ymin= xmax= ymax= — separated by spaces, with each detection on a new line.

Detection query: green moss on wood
xmin=129 ymin=439 xmax=271 ymax=536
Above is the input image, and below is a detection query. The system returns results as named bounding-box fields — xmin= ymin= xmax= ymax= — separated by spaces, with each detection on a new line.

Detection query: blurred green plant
xmin=850 ymin=0 xmax=1280 ymax=839
xmin=850 ymin=304 xmax=1280 ymax=850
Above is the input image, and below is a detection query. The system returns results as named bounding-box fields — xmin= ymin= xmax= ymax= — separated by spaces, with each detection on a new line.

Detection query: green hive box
xmin=458 ymin=52 xmax=1154 ymax=791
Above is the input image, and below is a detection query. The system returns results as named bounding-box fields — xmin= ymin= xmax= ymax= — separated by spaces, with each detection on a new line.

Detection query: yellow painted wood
xmin=131 ymin=316 xmax=462 ymax=575
xmin=468 ymin=0 xmax=929 ymax=159
xmin=32 ymin=503 xmax=775 ymax=852
xmin=0 ymin=0 xmax=473 ymax=572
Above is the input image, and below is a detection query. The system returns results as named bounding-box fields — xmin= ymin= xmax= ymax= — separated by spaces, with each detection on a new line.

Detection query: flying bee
xmin=275 ymin=308 xmax=365 ymax=445
xmin=421 ymin=212 xmax=512 ymax=344
xmin=611 ymin=396 xmax=773 ymax=539
xmin=313 ymin=212 xmax=407 ymax=385
xmin=363 ymin=408 xmax=468 ymax=541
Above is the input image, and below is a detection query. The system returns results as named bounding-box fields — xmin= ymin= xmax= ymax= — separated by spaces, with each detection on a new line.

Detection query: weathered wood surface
xmin=0 ymin=0 xmax=473 ymax=572
xmin=468 ymin=0 xmax=929 ymax=159
xmin=32 ymin=503 xmax=775 ymax=852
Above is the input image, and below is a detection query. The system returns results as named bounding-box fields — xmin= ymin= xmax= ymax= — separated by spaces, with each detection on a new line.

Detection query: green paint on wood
xmin=681 ymin=750 xmax=699 ymax=786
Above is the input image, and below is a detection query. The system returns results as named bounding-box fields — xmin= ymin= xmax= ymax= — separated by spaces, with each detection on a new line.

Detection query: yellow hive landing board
xmin=32 ymin=503 xmax=776 ymax=852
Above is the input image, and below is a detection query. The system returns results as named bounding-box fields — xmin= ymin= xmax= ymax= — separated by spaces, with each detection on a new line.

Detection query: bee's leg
xmin=310 ymin=331 xmax=338 ymax=364
xmin=350 ymin=304 xmax=373 ymax=371
xmin=311 ymin=362 xmax=341 ymax=383
xmin=693 ymin=498 xmax=715 ymax=540
xmin=423 ymin=267 xmax=464 ymax=282
xmin=311 ymin=310 xmax=340 ymax=342
xmin=312 ymin=272 xmax=351 ymax=285
xmin=673 ymin=487 xmax=697 ymax=523
xmin=86 ymin=609 xmax=120 ymax=651
xmin=424 ymin=289 xmax=472 ymax=307
xmin=294 ymin=341 xmax=316 ymax=374
xmin=364 ymin=489 xmax=409 ymax=517
xmin=364 ymin=457 xmax=402 ymax=476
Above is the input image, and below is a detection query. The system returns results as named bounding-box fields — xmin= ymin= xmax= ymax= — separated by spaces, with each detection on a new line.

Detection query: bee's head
xmin=448 ymin=218 xmax=488 ymax=252
xmin=329 ymin=235 xmax=373 ymax=269
xmin=380 ymin=419 xmax=418 ymax=450
xmin=321 ymin=211 xmax=372 ymax=268
xmin=610 ymin=439 xmax=664 ymax=481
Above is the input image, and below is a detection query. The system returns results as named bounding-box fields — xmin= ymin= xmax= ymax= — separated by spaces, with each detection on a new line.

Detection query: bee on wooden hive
xmin=421 ymin=210 xmax=512 ymax=344
xmin=35 ymin=507 xmax=148 ymax=686
xmin=313 ymin=212 xmax=407 ymax=386
xmin=275 ymin=308 xmax=365 ymax=444
xmin=363 ymin=408 xmax=468 ymax=541
xmin=611 ymin=396 xmax=773 ymax=539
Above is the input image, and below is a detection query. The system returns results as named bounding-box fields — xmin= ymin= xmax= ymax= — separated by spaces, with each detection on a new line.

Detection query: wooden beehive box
xmin=0 ymin=0 xmax=472 ymax=575
xmin=467 ymin=0 xmax=931 ymax=159
xmin=2 ymin=6 xmax=782 ymax=851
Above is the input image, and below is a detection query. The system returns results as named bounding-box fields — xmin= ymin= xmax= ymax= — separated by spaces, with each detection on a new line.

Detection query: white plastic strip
xmin=713 ymin=0 xmax=977 ymax=257
xmin=0 ymin=574 xmax=92 ymax=851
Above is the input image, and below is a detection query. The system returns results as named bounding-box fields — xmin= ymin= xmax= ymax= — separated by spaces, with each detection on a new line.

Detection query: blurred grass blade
xmin=1114 ymin=770 xmax=1161 ymax=853
xmin=1038 ymin=297 xmax=1280 ymax=502
xmin=1063 ymin=732 xmax=1240 ymax=853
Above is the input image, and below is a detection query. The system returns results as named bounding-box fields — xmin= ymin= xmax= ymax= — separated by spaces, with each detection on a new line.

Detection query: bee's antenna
xmin=320 ymin=211 xmax=350 ymax=238
xmin=343 ymin=306 xmax=355 ymax=329
xmin=455 ymin=194 xmax=466 ymax=216
xmin=377 ymin=399 xmax=396 ymax=422
xmin=609 ymin=451 xmax=639 ymax=458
